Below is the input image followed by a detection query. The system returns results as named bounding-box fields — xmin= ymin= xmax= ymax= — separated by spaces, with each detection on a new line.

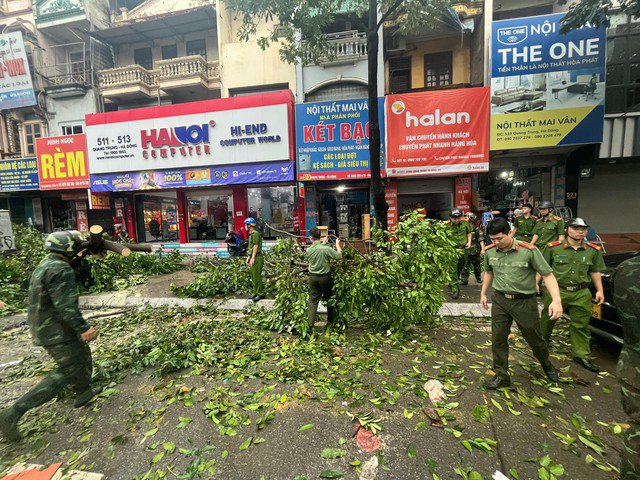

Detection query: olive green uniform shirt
xmin=447 ymin=220 xmax=472 ymax=247
xmin=27 ymin=254 xmax=90 ymax=346
xmin=307 ymin=241 xmax=341 ymax=275
xmin=248 ymin=230 xmax=263 ymax=255
xmin=484 ymin=239 xmax=553 ymax=295
xmin=543 ymin=241 xmax=606 ymax=287
xmin=513 ymin=215 xmax=537 ymax=241
xmin=468 ymin=227 xmax=484 ymax=256
xmin=532 ymin=216 xmax=565 ymax=247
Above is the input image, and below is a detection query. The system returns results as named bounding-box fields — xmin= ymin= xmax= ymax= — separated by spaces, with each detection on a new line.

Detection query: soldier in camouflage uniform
xmin=0 ymin=231 xmax=101 ymax=443
xmin=445 ymin=209 xmax=472 ymax=299
xmin=613 ymin=255 xmax=640 ymax=479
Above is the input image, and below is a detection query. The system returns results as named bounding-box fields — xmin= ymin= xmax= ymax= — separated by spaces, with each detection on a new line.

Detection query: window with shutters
xmin=424 ymin=52 xmax=453 ymax=88
xmin=134 ymin=47 xmax=153 ymax=70
xmin=186 ymin=39 xmax=207 ymax=60
xmin=389 ymin=57 xmax=411 ymax=93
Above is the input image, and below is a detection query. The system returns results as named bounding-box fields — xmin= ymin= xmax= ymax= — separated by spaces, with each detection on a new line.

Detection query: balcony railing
xmin=98 ymin=56 xmax=220 ymax=95
xmin=322 ymin=30 xmax=368 ymax=64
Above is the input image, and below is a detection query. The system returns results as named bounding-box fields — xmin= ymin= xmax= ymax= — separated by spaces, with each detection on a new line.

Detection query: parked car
xmin=590 ymin=250 xmax=639 ymax=345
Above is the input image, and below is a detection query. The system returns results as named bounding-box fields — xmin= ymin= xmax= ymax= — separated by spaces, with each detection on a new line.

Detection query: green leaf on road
xmin=407 ymin=446 xmax=417 ymax=458
xmin=299 ymin=423 xmax=314 ymax=431
xmin=319 ymin=469 xmax=344 ymax=479
xmin=239 ymin=436 xmax=253 ymax=451
xmin=321 ymin=448 xmax=346 ymax=459
xmin=471 ymin=404 xmax=490 ymax=423
xmin=177 ymin=416 xmax=192 ymax=428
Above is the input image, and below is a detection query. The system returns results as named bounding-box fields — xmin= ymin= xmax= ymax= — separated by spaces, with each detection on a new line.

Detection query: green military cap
xmin=44 ymin=230 xmax=85 ymax=253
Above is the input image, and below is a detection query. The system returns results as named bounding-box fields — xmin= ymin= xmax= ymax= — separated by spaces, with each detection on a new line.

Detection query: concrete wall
xmin=116 ymin=30 xmax=218 ymax=67
xmin=299 ymin=60 xmax=369 ymax=100
xmin=578 ymin=162 xmax=640 ymax=233
xmin=216 ymin=0 xmax=296 ymax=97
xmin=45 ymin=90 xmax=98 ymax=136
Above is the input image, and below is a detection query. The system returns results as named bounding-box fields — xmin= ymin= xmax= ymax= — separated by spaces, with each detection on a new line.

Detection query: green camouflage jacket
xmin=27 ymin=254 xmax=90 ymax=346
xmin=613 ymin=255 xmax=640 ymax=388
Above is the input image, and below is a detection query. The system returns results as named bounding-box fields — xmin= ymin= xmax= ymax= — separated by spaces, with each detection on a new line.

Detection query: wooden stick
xmin=103 ymin=239 xmax=131 ymax=257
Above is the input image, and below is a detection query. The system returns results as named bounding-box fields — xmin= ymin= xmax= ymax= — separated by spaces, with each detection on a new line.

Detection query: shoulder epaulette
xmin=531 ymin=215 xmax=538 ymax=219
xmin=485 ymin=244 xmax=496 ymax=250
xmin=536 ymin=217 xmax=544 ymax=222
xmin=587 ymin=242 xmax=602 ymax=251
xmin=443 ymin=220 xmax=451 ymax=224
xmin=554 ymin=216 xmax=562 ymax=221
xmin=547 ymin=241 xmax=561 ymax=247
xmin=519 ymin=241 xmax=536 ymax=250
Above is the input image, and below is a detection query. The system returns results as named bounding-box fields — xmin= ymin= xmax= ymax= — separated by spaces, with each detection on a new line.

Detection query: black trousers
xmin=308 ymin=273 xmax=335 ymax=326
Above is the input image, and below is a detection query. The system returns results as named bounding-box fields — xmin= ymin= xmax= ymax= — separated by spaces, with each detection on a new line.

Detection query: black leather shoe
xmin=251 ymin=295 xmax=263 ymax=303
xmin=475 ymin=276 xmax=482 ymax=284
xmin=483 ymin=375 xmax=511 ymax=390
xmin=544 ymin=366 xmax=560 ymax=383
xmin=0 ymin=407 xmax=22 ymax=442
xmin=451 ymin=290 xmax=460 ymax=299
xmin=74 ymin=386 xmax=103 ymax=408
xmin=573 ymin=357 xmax=600 ymax=373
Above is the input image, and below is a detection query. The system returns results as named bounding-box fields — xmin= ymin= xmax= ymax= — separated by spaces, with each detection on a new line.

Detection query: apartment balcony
xmin=319 ymin=31 xmax=368 ymax=66
xmin=98 ymin=57 xmax=221 ymax=100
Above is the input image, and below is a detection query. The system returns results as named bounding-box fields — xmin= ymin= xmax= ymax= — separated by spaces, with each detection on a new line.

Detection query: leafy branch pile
xmin=0 ymin=225 xmax=185 ymax=314
xmin=257 ymin=212 xmax=458 ymax=336
xmin=170 ymin=257 xmax=255 ymax=298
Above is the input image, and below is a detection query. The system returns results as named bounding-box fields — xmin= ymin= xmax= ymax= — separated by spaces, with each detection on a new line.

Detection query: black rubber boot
xmin=544 ymin=366 xmax=560 ymax=383
xmin=573 ymin=357 xmax=600 ymax=373
xmin=74 ymin=386 xmax=103 ymax=408
xmin=0 ymin=407 xmax=22 ymax=443
xmin=483 ymin=375 xmax=511 ymax=390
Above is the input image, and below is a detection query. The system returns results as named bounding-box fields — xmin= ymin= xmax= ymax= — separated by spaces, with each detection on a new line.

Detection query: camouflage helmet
xmin=44 ymin=230 xmax=85 ymax=254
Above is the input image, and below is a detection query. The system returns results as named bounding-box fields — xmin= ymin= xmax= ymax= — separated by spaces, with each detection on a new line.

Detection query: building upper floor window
xmin=186 ymin=39 xmax=206 ymax=60
xmin=424 ymin=51 xmax=452 ymax=88
xmin=389 ymin=57 xmax=411 ymax=93
xmin=62 ymin=124 xmax=83 ymax=135
xmin=161 ymin=44 xmax=178 ymax=60
xmin=606 ymin=14 xmax=640 ymax=114
xmin=134 ymin=47 xmax=153 ymax=70
xmin=23 ymin=122 xmax=43 ymax=156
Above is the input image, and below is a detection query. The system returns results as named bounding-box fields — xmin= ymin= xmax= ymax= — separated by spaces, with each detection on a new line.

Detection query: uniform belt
xmin=559 ymin=284 xmax=590 ymax=292
xmin=495 ymin=290 xmax=535 ymax=300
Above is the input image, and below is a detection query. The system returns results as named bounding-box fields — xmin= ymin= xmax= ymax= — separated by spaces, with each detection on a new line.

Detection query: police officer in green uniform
xmin=481 ymin=217 xmax=562 ymax=389
xmin=613 ymin=255 xmax=640 ymax=479
xmin=307 ymin=228 xmax=342 ymax=328
xmin=245 ymin=217 xmax=264 ymax=302
xmin=531 ymin=201 xmax=565 ymax=254
xmin=513 ymin=203 xmax=537 ymax=242
xmin=446 ymin=209 xmax=472 ymax=299
xmin=540 ymin=218 xmax=606 ymax=372
xmin=461 ymin=212 xmax=484 ymax=285
xmin=0 ymin=231 xmax=101 ymax=443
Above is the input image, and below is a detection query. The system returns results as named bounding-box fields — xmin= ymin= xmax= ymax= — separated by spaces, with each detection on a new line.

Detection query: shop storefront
xmin=86 ymin=91 xmax=297 ymax=248
xmin=384 ymin=87 xmax=491 ymax=225
xmin=296 ymin=98 xmax=383 ymax=237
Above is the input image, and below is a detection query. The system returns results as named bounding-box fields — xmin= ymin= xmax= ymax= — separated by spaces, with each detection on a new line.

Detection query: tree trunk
xmin=367 ymin=0 xmax=388 ymax=230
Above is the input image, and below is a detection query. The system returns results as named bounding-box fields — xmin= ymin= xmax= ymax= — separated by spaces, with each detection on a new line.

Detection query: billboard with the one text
xmin=491 ymin=13 xmax=606 ymax=149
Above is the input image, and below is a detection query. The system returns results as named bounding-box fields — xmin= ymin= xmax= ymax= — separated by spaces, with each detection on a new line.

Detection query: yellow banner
xmin=491 ymin=106 xmax=596 ymax=149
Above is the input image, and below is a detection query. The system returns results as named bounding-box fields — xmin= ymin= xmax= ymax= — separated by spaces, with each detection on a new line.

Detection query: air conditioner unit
xmin=386 ymin=36 xmax=406 ymax=55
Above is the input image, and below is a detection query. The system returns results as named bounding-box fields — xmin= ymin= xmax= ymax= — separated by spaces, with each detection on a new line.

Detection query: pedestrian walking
xmin=612 ymin=254 xmax=640 ymax=479
xmin=245 ymin=217 xmax=264 ymax=302
xmin=531 ymin=201 xmax=565 ymax=255
xmin=445 ymin=208 xmax=472 ymax=299
xmin=307 ymin=228 xmax=342 ymax=328
xmin=513 ymin=203 xmax=537 ymax=242
xmin=461 ymin=212 xmax=485 ymax=285
xmin=540 ymin=218 xmax=606 ymax=372
xmin=480 ymin=217 xmax=562 ymax=389
xmin=0 ymin=231 xmax=101 ymax=443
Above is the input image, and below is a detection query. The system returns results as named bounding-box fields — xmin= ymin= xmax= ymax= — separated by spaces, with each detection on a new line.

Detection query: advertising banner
xmin=0 ymin=32 xmax=37 ymax=110
xmin=36 ymin=134 xmax=90 ymax=190
xmin=386 ymin=87 xmax=490 ymax=176
xmin=385 ymin=181 xmax=398 ymax=232
xmin=0 ymin=158 xmax=39 ymax=191
xmin=75 ymin=201 xmax=89 ymax=234
xmin=296 ymin=98 xmax=385 ymax=181
xmin=90 ymin=192 xmax=111 ymax=210
xmin=455 ymin=176 xmax=472 ymax=213
xmin=491 ymin=13 xmax=606 ymax=149
xmin=86 ymin=92 xmax=293 ymax=174
xmin=90 ymin=161 xmax=294 ymax=192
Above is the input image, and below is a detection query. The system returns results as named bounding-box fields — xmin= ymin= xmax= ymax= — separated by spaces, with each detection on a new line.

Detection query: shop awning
xmin=86 ymin=5 xmax=216 ymax=45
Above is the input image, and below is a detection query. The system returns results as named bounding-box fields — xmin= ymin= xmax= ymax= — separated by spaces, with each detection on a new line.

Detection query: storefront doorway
xmin=477 ymin=167 xmax=553 ymax=212
xmin=316 ymin=182 xmax=370 ymax=238
xmin=248 ymin=185 xmax=296 ymax=239
xmin=135 ymin=192 xmax=180 ymax=243
xmin=186 ymin=189 xmax=233 ymax=241
xmin=396 ymin=178 xmax=454 ymax=221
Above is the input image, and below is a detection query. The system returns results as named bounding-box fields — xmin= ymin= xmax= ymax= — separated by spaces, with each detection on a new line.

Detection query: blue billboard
xmin=0 ymin=157 xmax=39 ymax=191
xmin=296 ymin=98 xmax=385 ymax=181
xmin=491 ymin=13 xmax=606 ymax=149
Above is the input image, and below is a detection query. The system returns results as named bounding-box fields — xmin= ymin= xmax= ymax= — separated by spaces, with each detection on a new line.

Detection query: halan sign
xmin=85 ymin=93 xmax=293 ymax=174
xmin=491 ymin=13 xmax=606 ymax=149
xmin=0 ymin=32 xmax=37 ymax=111
xmin=385 ymin=87 xmax=490 ymax=176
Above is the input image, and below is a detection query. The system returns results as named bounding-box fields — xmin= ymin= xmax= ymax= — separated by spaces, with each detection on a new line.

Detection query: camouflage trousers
xmin=13 ymin=338 xmax=93 ymax=416
xmin=619 ymin=347 xmax=640 ymax=479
